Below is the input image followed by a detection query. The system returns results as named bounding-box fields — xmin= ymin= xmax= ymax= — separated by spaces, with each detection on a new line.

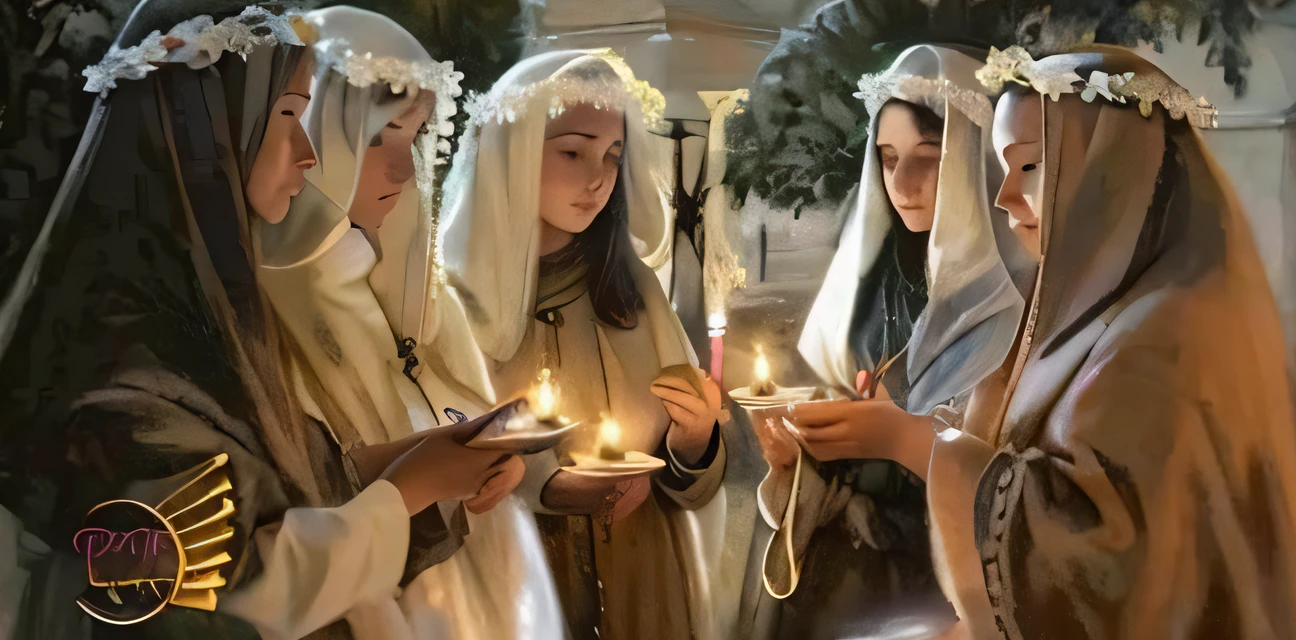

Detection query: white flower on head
xmin=1080 ymin=70 xmax=1123 ymax=104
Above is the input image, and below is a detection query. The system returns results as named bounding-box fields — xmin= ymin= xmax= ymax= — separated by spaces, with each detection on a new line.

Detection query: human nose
xmin=891 ymin=157 xmax=925 ymax=206
xmin=995 ymin=172 xmax=1030 ymax=223
xmin=290 ymin=123 xmax=316 ymax=170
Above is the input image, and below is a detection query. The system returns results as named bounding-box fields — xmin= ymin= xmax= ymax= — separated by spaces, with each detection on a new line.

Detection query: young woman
xmin=819 ymin=47 xmax=1296 ymax=638
xmin=0 ymin=6 xmax=546 ymax=638
xmin=248 ymin=8 xmax=562 ymax=639
xmin=440 ymin=50 xmax=759 ymax=640
xmin=755 ymin=44 xmax=1026 ymax=636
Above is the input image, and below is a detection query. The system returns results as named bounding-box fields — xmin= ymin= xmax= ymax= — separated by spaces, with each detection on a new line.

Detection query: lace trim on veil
xmin=463 ymin=49 xmax=665 ymax=133
xmin=855 ymin=73 xmax=995 ymax=129
xmin=313 ymin=42 xmax=464 ymax=157
xmin=82 ymin=6 xmax=304 ymax=96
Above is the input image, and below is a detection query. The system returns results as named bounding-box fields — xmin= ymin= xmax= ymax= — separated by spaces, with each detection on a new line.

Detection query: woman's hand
xmin=752 ymin=406 xmax=799 ymax=471
xmin=651 ymin=366 xmax=722 ymax=465
xmin=464 ymin=456 xmax=526 ymax=514
xmin=788 ymin=399 xmax=937 ymax=481
xmin=379 ymin=432 xmax=519 ymax=517
xmin=540 ymin=470 xmax=652 ymax=522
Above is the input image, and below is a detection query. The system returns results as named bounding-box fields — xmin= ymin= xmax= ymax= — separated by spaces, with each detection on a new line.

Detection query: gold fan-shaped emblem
xmin=74 ymin=454 xmax=236 ymax=624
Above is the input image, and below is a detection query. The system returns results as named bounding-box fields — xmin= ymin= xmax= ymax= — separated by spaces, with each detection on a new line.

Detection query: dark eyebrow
xmin=284 ymin=91 xmax=311 ymax=100
xmin=546 ymin=132 xmax=598 ymax=140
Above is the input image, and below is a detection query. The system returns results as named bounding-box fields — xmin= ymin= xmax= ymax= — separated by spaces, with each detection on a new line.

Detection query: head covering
xmin=962 ymin=47 xmax=1296 ymax=639
xmin=798 ymin=44 xmax=1028 ymax=415
xmin=253 ymin=6 xmax=489 ymax=449
xmin=439 ymin=49 xmax=673 ymax=364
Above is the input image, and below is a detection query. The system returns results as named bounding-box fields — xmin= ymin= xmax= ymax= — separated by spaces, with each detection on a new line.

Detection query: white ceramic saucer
xmin=561 ymin=451 xmax=666 ymax=479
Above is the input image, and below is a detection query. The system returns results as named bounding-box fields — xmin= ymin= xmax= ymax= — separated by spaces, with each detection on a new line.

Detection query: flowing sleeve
xmin=655 ymin=422 xmax=726 ymax=509
xmin=54 ymin=353 xmax=415 ymax=639
xmin=219 ymin=481 xmax=411 ymax=640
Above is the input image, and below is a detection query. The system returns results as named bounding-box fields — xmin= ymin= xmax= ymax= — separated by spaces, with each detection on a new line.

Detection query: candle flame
xmin=532 ymin=368 xmax=557 ymax=419
xmin=598 ymin=414 xmax=622 ymax=449
xmin=754 ymin=345 xmax=771 ymax=383
xmin=707 ymin=312 xmax=727 ymax=330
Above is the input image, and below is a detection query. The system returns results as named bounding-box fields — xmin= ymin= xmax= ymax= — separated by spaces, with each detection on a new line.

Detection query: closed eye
xmin=562 ymin=151 xmax=578 ymax=159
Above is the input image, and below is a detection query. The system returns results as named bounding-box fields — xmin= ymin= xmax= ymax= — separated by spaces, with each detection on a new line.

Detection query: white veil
xmin=439 ymin=50 xmax=763 ymax=640
xmin=255 ymin=8 xmax=565 ymax=638
xmin=798 ymin=44 xmax=1029 ymax=415
xmin=254 ymin=7 xmax=489 ymax=448
xmin=439 ymin=49 xmax=674 ymax=364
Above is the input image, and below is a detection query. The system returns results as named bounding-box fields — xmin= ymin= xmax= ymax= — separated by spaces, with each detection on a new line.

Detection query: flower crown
xmin=464 ymin=50 xmax=666 ymax=133
xmin=854 ymin=72 xmax=995 ymax=129
xmin=312 ymin=40 xmax=464 ymax=158
xmin=83 ymin=6 xmax=305 ymax=96
xmin=975 ymin=46 xmax=1218 ymax=129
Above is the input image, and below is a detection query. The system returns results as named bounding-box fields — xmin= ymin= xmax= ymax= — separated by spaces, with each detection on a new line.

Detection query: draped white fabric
xmin=797 ymin=44 xmax=1028 ymax=415
xmin=249 ymin=8 xmax=563 ymax=638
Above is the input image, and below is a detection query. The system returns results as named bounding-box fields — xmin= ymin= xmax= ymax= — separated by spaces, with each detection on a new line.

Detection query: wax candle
xmin=596 ymin=414 xmax=624 ymax=460
xmin=707 ymin=312 xmax=726 ymax=387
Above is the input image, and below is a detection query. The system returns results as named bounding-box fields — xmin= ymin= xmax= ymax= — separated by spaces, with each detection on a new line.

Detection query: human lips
xmin=570 ymin=201 xmax=599 ymax=213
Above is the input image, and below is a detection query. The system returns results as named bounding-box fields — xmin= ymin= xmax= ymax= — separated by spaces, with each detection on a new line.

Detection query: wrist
xmin=666 ymin=422 xmax=711 ymax=465
xmin=893 ymin=413 xmax=938 ymax=481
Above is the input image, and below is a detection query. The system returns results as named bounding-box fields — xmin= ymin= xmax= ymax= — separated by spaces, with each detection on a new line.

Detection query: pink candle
xmin=707 ymin=312 xmax=726 ymax=387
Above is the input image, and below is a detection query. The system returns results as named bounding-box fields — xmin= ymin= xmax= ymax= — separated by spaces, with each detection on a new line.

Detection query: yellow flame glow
xmin=532 ymin=368 xmax=557 ymax=419
xmin=753 ymin=345 xmax=771 ymax=383
xmin=598 ymin=414 xmax=622 ymax=450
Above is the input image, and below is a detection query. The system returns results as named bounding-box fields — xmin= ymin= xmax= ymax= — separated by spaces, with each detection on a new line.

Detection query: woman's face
xmin=538 ymin=103 xmax=625 ymax=244
xmin=246 ymin=55 xmax=317 ymax=223
xmin=876 ymin=101 xmax=943 ymax=232
xmin=349 ymin=89 xmax=436 ymax=230
xmin=993 ymin=90 xmax=1046 ymax=262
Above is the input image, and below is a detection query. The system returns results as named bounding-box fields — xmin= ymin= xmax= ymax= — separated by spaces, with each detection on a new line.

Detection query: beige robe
xmin=928 ymin=62 xmax=1296 ymax=640
xmin=503 ymin=254 xmax=726 ymax=640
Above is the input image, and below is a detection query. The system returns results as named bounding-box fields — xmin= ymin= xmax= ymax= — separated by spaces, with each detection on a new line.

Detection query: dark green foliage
xmin=723 ymin=0 xmax=1260 ymax=216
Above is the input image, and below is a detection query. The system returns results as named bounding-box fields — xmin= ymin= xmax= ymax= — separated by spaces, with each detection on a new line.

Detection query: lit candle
xmin=596 ymin=413 xmax=624 ymax=460
xmin=530 ymin=368 xmax=559 ymax=421
xmin=707 ymin=312 xmax=726 ymax=387
xmin=751 ymin=345 xmax=776 ymax=396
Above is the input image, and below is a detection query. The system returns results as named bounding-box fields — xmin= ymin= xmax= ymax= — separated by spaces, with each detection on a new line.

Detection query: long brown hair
xmin=574 ymin=170 xmax=644 ymax=330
